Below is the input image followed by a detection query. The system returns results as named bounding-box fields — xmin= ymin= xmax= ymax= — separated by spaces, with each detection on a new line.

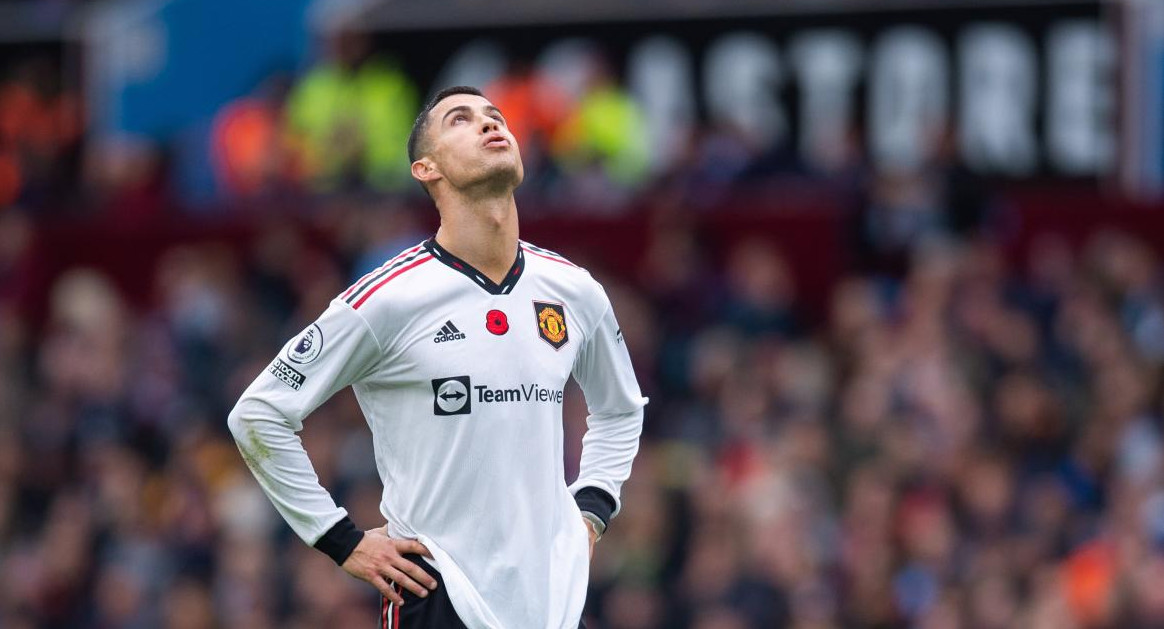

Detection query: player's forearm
xmin=570 ymin=406 xmax=644 ymax=525
xmin=228 ymin=397 xmax=358 ymax=559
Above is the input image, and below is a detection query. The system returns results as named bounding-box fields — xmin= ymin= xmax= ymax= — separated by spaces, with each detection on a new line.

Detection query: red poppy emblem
xmin=486 ymin=309 xmax=509 ymax=335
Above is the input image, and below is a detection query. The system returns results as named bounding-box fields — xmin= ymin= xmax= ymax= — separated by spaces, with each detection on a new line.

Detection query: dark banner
xmin=373 ymin=1 xmax=1111 ymax=179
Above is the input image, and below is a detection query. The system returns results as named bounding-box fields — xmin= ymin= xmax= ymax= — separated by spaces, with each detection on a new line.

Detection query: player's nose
xmin=481 ymin=117 xmax=499 ymax=134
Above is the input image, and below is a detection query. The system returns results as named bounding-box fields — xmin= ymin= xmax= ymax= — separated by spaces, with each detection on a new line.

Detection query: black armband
xmin=313 ymin=516 xmax=364 ymax=566
xmin=574 ymin=487 xmax=616 ymax=528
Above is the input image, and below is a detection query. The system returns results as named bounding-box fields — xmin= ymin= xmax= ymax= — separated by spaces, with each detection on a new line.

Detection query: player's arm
xmin=227 ymin=299 xmax=436 ymax=603
xmin=569 ymin=291 xmax=648 ymax=542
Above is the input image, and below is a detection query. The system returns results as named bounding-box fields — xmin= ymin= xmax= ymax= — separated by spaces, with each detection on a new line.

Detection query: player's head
xmin=408 ymin=86 xmax=523 ymax=198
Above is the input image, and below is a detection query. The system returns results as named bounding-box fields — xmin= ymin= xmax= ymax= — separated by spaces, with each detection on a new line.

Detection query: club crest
xmin=533 ymin=301 xmax=568 ymax=350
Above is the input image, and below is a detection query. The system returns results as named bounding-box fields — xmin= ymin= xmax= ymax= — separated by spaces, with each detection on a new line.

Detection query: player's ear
xmin=411 ymin=157 xmax=442 ymax=185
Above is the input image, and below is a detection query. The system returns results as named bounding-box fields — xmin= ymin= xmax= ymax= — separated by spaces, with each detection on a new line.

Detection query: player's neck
xmin=434 ymin=193 xmax=519 ymax=285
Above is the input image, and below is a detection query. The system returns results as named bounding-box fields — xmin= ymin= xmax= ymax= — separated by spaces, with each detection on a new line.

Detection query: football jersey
xmin=228 ymin=238 xmax=647 ymax=629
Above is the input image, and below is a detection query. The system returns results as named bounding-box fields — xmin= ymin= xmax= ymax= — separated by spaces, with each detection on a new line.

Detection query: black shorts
xmin=378 ymin=554 xmax=586 ymax=628
xmin=380 ymin=553 xmax=465 ymax=628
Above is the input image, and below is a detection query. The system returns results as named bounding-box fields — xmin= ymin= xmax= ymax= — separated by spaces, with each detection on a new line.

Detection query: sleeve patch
xmin=287 ymin=323 xmax=323 ymax=364
xmin=268 ymin=358 xmax=306 ymax=390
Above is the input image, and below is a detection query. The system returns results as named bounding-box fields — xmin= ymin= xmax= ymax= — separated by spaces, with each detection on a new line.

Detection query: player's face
xmin=424 ymin=94 xmax=524 ymax=193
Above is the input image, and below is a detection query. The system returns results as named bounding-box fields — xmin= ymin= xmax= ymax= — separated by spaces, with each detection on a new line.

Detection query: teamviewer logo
xmin=432 ymin=376 xmax=471 ymax=416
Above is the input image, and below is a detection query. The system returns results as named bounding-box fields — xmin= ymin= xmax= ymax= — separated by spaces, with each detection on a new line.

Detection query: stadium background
xmin=3 ymin=0 xmax=1164 ymax=627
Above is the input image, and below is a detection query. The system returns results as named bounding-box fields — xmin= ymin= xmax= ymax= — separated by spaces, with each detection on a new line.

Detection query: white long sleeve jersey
xmin=228 ymin=238 xmax=646 ymax=629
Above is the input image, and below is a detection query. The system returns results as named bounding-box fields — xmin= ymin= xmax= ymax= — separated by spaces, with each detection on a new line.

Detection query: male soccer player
xmin=227 ymin=86 xmax=646 ymax=628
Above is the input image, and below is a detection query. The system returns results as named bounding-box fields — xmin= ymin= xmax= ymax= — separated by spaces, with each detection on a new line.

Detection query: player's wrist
xmin=314 ymin=516 xmax=365 ymax=566
xmin=581 ymin=511 xmax=606 ymax=541
xmin=573 ymin=486 xmax=615 ymax=528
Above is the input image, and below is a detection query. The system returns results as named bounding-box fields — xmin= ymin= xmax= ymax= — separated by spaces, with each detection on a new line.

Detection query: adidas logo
xmin=434 ymin=320 xmax=466 ymax=343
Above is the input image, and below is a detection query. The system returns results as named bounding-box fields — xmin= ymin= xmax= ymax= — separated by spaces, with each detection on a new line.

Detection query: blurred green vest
xmin=555 ymin=85 xmax=650 ymax=187
xmin=287 ymin=57 xmax=418 ymax=192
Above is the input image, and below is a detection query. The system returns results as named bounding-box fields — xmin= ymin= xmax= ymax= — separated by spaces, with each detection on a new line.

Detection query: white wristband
xmin=581 ymin=511 xmax=606 ymax=541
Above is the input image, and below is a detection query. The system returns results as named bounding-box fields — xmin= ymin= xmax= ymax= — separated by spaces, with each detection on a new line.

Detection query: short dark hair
xmin=407 ymin=85 xmax=485 ymax=164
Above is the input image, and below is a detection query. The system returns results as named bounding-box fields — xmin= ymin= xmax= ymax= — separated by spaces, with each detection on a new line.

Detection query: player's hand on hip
xmin=341 ymin=527 xmax=437 ymax=605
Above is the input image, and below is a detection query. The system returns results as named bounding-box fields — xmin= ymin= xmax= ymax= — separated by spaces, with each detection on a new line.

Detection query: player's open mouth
xmin=483 ymin=135 xmax=509 ymax=149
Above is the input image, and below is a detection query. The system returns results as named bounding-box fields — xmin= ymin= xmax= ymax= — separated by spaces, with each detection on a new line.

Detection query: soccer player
xmin=227 ymin=86 xmax=647 ymax=628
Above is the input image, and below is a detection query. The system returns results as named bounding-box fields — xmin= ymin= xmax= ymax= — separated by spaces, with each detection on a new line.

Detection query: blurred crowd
xmin=207 ymin=30 xmax=653 ymax=209
xmin=2 ymin=180 xmax=1164 ymax=628
xmin=10 ymin=28 xmax=850 ymax=216
xmin=0 ymin=31 xmax=651 ymax=216
xmin=3 ymin=29 xmax=978 ymax=227
xmin=600 ymin=226 xmax=1164 ymax=629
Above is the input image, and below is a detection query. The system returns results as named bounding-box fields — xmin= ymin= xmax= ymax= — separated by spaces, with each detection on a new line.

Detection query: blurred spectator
xmin=551 ymin=54 xmax=650 ymax=206
xmin=0 ymin=56 xmax=82 ymax=209
xmin=210 ymin=76 xmax=293 ymax=199
xmin=720 ymin=239 xmax=800 ymax=339
xmin=285 ymin=29 xmax=418 ymax=193
xmin=854 ymin=129 xmax=994 ymax=277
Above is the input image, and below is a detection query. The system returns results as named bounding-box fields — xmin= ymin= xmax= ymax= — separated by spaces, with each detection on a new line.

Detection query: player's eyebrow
xmin=441 ymin=105 xmax=472 ymax=124
xmin=441 ymin=104 xmax=504 ymax=124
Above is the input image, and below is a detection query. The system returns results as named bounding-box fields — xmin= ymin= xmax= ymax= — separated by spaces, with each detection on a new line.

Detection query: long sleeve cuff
xmin=313 ymin=516 xmax=364 ymax=565
xmin=574 ymin=487 xmax=616 ymax=528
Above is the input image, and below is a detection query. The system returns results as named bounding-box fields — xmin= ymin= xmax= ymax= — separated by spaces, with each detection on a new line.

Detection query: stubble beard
xmin=470 ymin=156 xmax=524 ymax=197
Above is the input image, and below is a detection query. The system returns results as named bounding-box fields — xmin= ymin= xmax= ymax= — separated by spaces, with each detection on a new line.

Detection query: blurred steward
xmin=551 ymin=54 xmax=650 ymax=198
xmin=285 ymin=29 xmax=418 ymax=193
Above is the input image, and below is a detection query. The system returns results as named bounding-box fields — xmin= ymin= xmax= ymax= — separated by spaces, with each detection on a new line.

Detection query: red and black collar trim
xmin=424 ymin=238 xmax=525 ymax=295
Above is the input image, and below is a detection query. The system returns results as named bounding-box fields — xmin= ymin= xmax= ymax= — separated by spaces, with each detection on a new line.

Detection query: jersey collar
xmin=423 ymin=238 xmax=525 ymax=295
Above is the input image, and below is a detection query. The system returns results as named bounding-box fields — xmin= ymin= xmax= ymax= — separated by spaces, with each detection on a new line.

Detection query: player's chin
xmin=481 ymin=159 xmax=523 ymax=188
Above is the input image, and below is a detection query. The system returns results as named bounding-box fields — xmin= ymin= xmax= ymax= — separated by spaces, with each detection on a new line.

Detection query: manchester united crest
xmin=533 ymin=301 xmax=568 ymax=350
